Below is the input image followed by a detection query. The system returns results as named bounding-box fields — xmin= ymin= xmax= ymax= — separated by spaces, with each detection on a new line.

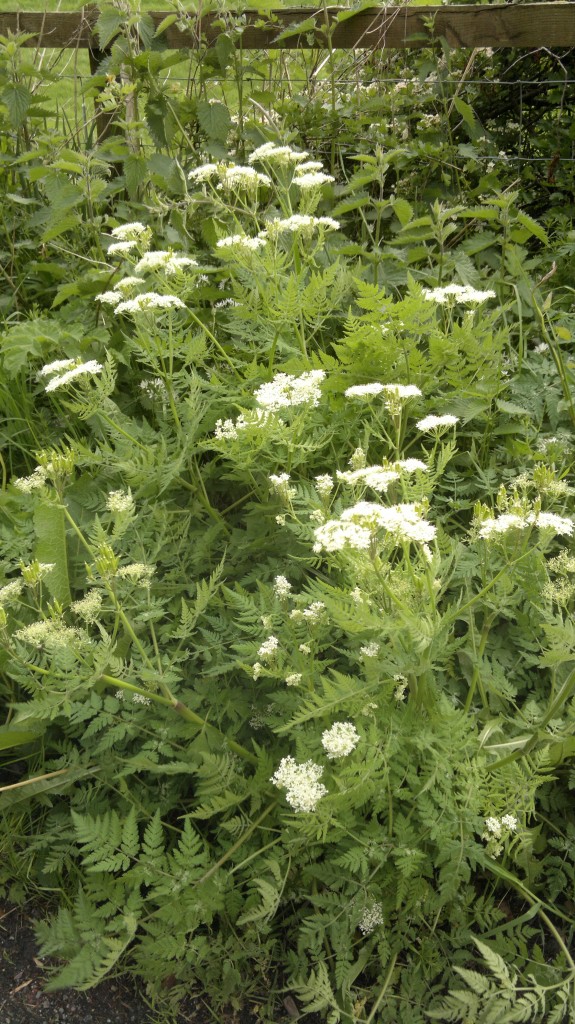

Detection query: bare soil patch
xmin=0 ymin=901 xmax=269 ymax=1024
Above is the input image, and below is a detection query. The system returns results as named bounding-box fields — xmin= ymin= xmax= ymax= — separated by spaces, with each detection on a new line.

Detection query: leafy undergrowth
xmin=0 ymin=5 xmax=574 ymax=1024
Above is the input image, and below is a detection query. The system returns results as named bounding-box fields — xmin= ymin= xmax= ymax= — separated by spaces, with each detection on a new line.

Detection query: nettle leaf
xmin=516 ymin=211 xmax=548 ymax=245
xmin=2 ymin=84 xmax=32 ymax=127
xmin=197 ymin=100 xmax=231 ymax=142
xmin=124 ymin=154 xmax=148 ymax=199
xmin=393 ymin=198 xmax=414 ymax=227
xmin=453 ymin=95 xmax=478 ymax=134
xmin=96 ymin=9 xmax=124 ymax=49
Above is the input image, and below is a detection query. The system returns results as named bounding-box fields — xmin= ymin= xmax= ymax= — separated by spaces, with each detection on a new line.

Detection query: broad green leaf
xmin=1 ymin=767 xmax=99 ymax=809
xmin=154 ymin=13 xmax=178 ymax=37
xmin=496 ymin=399 xmax=534 ymax=418
xmin=42 ymin=214 xmax=81 ymax=243
xmin=393 ymin=198 xmax=414 ymax=228
xmin=517 ymin=211 xmax=548 ymax=244
xmin=124 ymin=154 xmax=148 ymax=199
xmin=541 ymin=736 xmax=575 ymax=768
xmin=133 ymin=14 xmax=156 ymax=51
xmin=197 ymin=100 xmax=231 ymax=142
xmin=453 ymin=95 xmax=477 ymax=132
xmin=0 ymin=726 xmax=40 ymax=751
xmin=215 ymin=33 xmax=235 ymax=70
xmin=273 ymin=16 xmax=317 ymax=43
xmin=3 ymin=84 xmax=32 ymax=128
xmin=34 ymin=501 xmax=71 ymax=606
xmin=51 ymin=281 xmax=80 ymax=308
xmin=96 ymin=9 xmax=124 ymax=49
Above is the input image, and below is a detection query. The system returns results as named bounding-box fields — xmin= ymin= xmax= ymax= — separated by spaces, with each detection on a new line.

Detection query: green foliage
xmin=0 ymin=5 xmax=575 ymax=1023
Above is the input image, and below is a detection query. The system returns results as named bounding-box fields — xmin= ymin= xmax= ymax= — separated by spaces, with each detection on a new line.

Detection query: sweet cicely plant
xmin=1 ymin=143 xmax=574 ymax=1024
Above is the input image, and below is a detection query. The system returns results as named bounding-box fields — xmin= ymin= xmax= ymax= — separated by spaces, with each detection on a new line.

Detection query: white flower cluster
xmin=483 ymin=813 xmax=518 ymax=855
xmin=254 ymin=370 xmax=325 ymax=411
xmin=14 ymin=619 xmax=88 ymax=651
xmin=273 ymin=575 xmax=292 ymax=599
xmin=321 ymin=721 xmax=360 ymax=759
xmin=213 ymin=409 xmax=275 ymax=440
xmin=269 ymin=473 xmax=296 ymax=500
xmin=132 ymin=692 xmax=152 ymax=706
xmin=423 ymin=283 xmax=496 ymax=304
xmin=188 ymin=163 xmax=219 ymax=182
xmin=345 ymin=382 xmax=387 ymax=399
xmin=97 ymin=291 xmax=122 ymax=307
xmin=265 ymin=214 xmax=340 ymax=236
xmin=43 ymin=360 xmax=104 ymax=393
xmin=134 ymin=251 xmax=198 ymax=275
xmin=140 ymin=377 xmax=168 ymax=401
xmin=290 ymin=600 xmax=325 ymax=624
xmin=294 ymin=171 xmax=335 ymax=190
xmin=478 ymin=511 xmax=574 ymax=539
xmin=115 ymin=563 xmax=155 ymax=585
xmin=270 ymin=756 xmax=328 ymax=812
xmin=68 ymin=594 xmax=101 ymax=632
xmin=115 ymin=276 xmax=145 ymax=292
xmin=416 ymin=414 xmax=459 ymax=432
xmin=336 ymin=467 xmax=400 ymax=492
xmin=285 ymin=672 xmax=302 ymax=687
xmin=258 ymin=635 xmax=279 ymax=661
xmin=382 ymin=383 xmax=422 ymax=400
xmin=315 ymin=474 xmax=333 ymax=498
xmin=345 ymin=382 xmax=422 ymax=415
xmin=214 ymin=417 xmax=240 ymax=440
xmin=248 ymin=143 xmax=309 ymax=165
xmin=297 ymin=160 xmax=324 ymax=172
xmin=115 ymin=293 xmax=185 ymax=315
xmin=313 ymin=502 xmax=436 ymax=553
xmin=107 ymin=239 xmax=138 ymax=255
xmin=393 ymin=674 xmax=408 ymax=701
xmin=359 ymin=902 xmax=384 ymax=935
xmin=485 ymin=814 xmax=518 ymax=837
xmin=360 ymin=641 xmax=380 ymax=659
xmin=39 ymin=358 xmax=76 ymax=377
xmin=312 ymin=519 xmax=372 ymax=554
xmin=106 ymin=489 xmax=134 ymax=515
xmin=349 ymin=448 xmax=366 ymax=470
xmin=12 ymin=466 xmax=48 ymax=493
xmin=216 ymin=234 xmax=267 ymax=252
xmin=219 ymin=165 xmax=271 ymax=191
xmin=0 ymin=579 xmax=23 ymax=605
xmin=110 ymin=222 xmax=148 ymax=240
xmin=394 ymin=458 xmax=428 ymax=472
xmin=71 ymin=589 xmax=103 ymax=623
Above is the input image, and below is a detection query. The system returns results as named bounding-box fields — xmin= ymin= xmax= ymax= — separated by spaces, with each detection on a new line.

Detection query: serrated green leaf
xmin=154 ymin=13 xmax=178 ymax=37
xmin=124 ymin=154 xmax=148 ymax=199
xmin=394 ymin=198 xmax=414 ymax=228
xmin=496 ymin=399 xmax=534 ymax=418
xmin=96 ymin=9 xmax=124 ymax=49
xmin=453 ymin=95 xmax=477 ymax=132
xmin=197 ymin=100 xmax=231 ymax=142
xmin=517 ymin=211 xmax=548 ymax=245
xmin=3 ymin=84 xmax=32 ymax=128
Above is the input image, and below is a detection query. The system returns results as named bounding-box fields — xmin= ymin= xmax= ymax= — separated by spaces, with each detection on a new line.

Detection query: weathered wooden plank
xmin=0 ymin=4 xmax=574 ymax=51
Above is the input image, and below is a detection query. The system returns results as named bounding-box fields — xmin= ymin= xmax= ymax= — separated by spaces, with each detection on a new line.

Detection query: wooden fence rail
xmin=0 ymin=3 xmax=574 ymax=51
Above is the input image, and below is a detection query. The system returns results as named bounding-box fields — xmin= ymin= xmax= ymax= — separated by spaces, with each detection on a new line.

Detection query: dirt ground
xmin=0 ymin=901 xmax=279 ymax=1024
